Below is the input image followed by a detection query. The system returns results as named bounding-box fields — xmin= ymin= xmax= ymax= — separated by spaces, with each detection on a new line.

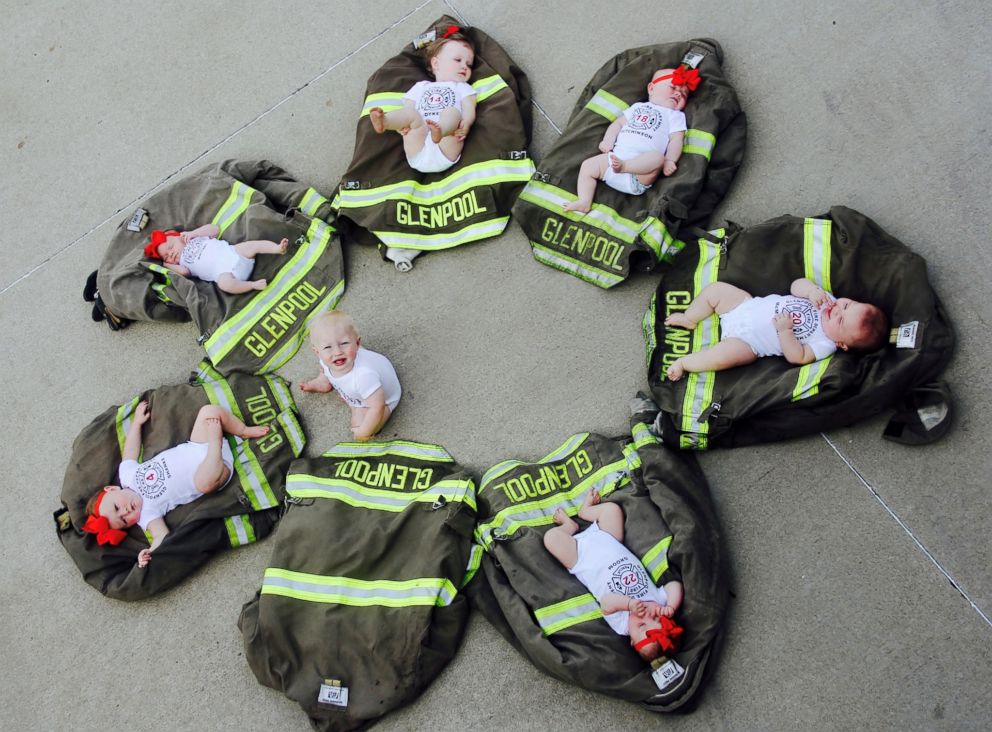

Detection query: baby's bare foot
xmin=664 ymin=313 xmax=696 ymax=329
xmin=666 ymin=359 xmax=686 ymax=382
xmin=563 ymin=199 xmax=592 ymax=214
xmin=253 ymin=279 xmax=267 ymax=291
xmin=582 ymin=489 xmax=602 ymax=510
xmin=426 ymin=119 xmax=443 ymax=143
xmin=609 ymin=154 xmax=624 ymax=173
xmin=204 ymin=416 xmax=222 ymax=439
xmin=553 ymin=507 xmax=568 ymax=525
xmin=370 ymin=107 xmax=386 ymax=134
xmin=241 ymin=424 xmax=270 ymax=439
xmin=278 ymin=238 xmax=289 ymax=254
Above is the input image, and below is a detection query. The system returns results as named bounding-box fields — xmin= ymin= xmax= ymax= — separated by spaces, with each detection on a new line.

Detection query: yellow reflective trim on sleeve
xmin=360 ymin=92 xmax=406 ymax=117
xmin=683 ymin=128 xmax=716 ymax=160
xmin=261 ymin=570 xmax=458 ymax=607
xmin=471 ymin=74 xmax=509 ymax=103
xmin=374 ymin=217 xmax=509 ymax=250
xmin=631 ymin=421 xmax=658 ymax=450
xmin=115 ymin=396 xmax=142 ymax=457
xmin=643 ymin=293 xmax=657 ymax=369
xmin=254 ymin=278 xmax=345 ymax=374
xmin=299 ymin=187 xmax=329 ymax=217
xmin=803 ymin=218 xmax=833 ymax=292
xmin=211 ymin=180 xmax=257 ymax=237
xmin=792 ymin=355 xmax=833 ymax=401
xmin=520 ymin=180 xmax=640 ymax=243
xmin=534 ymin=594 xmax=603 ymax=635
xmin=480 ymin=433 xmax=589 ymax=489
xmin=641 ymin=535 xmax=673 ymax=583
xmin=322 ymin=440 xmax=454 ymax=462
xmin=639 ymin=216 xmax=684 ymax=263
xmin=584 ymin=89 xmax=629 ymax=121
xmin=225 ymin=514 xmax=257 ymax=547
xmin=460 ymin=543 xmax=484 ymax=588
xmin=531 ymin=241 xmax=624 ymax=288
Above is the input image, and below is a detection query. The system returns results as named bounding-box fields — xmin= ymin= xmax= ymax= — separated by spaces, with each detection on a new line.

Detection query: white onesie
xmin=319 ymin=347 xmax=402 ymax=412
xmin=180 ymin=237 xmax=254 ymax=283
xmin=568 ymin=521 xmax=669 ymax=636
xmin=720 ymin=294 xmax=838 ymax=360
xmin=118 ymin=440 xmax=235 ymax=530
xmin=612 ymin=102 xmax=687 ymax=162
xmin=405 ymin=80 xmax=477 ymax=124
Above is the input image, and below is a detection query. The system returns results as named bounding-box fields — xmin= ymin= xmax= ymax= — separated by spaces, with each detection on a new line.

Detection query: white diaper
xmin=719 ymin=298 xmax=780 ymax=357
xmin=602 ymin=154 xmax=651 ymax=195
xmin=407 ymin=136 xmax=458 ymax=174
xmin=230 ymin=254 xmax=255 ymax=282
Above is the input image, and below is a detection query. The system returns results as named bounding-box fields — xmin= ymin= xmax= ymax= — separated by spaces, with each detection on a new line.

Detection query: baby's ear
xmin=837 ymin=342 xmax=849 ymax=352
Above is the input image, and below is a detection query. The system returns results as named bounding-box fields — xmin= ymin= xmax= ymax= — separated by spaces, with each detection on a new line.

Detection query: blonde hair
xmin=309 ymin=310 xmax=358 ymax=342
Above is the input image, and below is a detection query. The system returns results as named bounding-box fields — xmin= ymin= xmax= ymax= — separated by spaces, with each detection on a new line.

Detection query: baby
xmin=664 ymin=278 xmax=889 ymax=381
xmin=82 ymin=400 xmax=269 ymax=567
xmin=544 ymin=489 xmax=685 ymax=662
xmin=563 ymin=66 xmax=700 ymax=214
xmin=369 ymin=26 xmax=477 ymax=175
xmin=143 ymin=223 xmax=288 ymax=294
xmin=300 ymin=310 xmax=402 ymax=442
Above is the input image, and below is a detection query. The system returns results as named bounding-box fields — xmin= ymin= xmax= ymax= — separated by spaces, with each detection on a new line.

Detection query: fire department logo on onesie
xmin=135 ymin=460 xmax=169 ymax=500
xmin=607 ymin=557 xmax=651 ymax=599
xmin=419 ymin=84 xmax=456 ymax=117
xmin=782 ymin=298 xmax=820 ymax=341
xmin=182 ymin=237 xmax=208 ymax=265
xmin=626 ymin=103 xmax=663 ymax=133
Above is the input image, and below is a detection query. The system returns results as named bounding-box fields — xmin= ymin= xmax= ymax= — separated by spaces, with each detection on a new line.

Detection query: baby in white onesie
xmin=144 ymin=223 xmax=288 ymax=294
xmin=300 ymin=310 xmax=402 ymax=442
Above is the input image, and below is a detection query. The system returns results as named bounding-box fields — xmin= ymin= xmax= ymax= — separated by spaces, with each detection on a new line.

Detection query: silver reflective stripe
xmin=643 ymin=293 xmax=657 ymax=369
xmin=360 ymin=93 xmax=407 ymax=117
xmin=257 ymin=279 xmax=345 ymax=374
xmin=264 ymin=375 xmax=294 ymax=414
xmin=374 ymin=217 xmax=509 ymax=250
xmin=277 ymin=410 xmax=306 ymax=457
xmin=584 ymin=89 xmax=629 ymax=121
xmin=261 ymin=570 xmax=458 ymax=607
xmin=472 ymin=74 xmax=508 ymax=103
xmin=804 ymin=218 xmax=832 ymax=291
xmin=321 ymin=441 xmax=453 ymax=462
xmin=212 ymin=181 xmax=256 ymax=237
xmin=299 ymin=187 xmax=328 ymax=216
xmin=461 ymin=543 xmax=484 ymax=588
xmin=480 ymin=433 xmax=588 ymax=488
xmin=519 ymin=182 xmax=639 ymax=242
xmin=225 ymin=515 xmax=255 ymax=547
xmin=531 ymin=242 xmax=623 ymax=288
xmin=534 ymin=594 xmax=602 ymax=635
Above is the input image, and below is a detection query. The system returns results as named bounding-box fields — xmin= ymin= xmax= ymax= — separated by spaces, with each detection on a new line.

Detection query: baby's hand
xmin=659 ymin=604 xmax=675 ymax=618
xmin=454 ymin=121 xmax=472 ymax=141
xmin=662 ymin=159 xmax=678 ymax=176
xmin=629 ymin=599 xmax=647 ymax=616
xmin=137 ymin=549 xmax=152 ymax=568
xmin=598 ymin=139 xmax=613 ymax=153
xmin=179 ymin=232 xmax=191 ymax=246
xmin=134 ymin=400 xmax=151 ymax=424
xmin=808 ymin=286 xmax=831 ymax=308
xmin=773 ymin=312 xmax=794 ymax=333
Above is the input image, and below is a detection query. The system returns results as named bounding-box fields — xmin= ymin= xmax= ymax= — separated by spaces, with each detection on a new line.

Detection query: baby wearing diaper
xmin=664 ymin=278 xmax=889 ymax=381
xmin=564 ymin=65 xmax=700 ymax=214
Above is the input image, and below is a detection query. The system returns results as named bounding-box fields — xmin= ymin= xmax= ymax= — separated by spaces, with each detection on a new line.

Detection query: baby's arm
xmin=790 ymin=278 xmax=832 ymax=307
xmin=454 ymin=95 xmax=477 ymax=141
xmin=122 ymin=400 xmax=150 ymax=462
xmin=163 ymin=262 xmax=191 ymax=277
xmin=601 ymin=592 xmax=634 ymax=615
xmin=662 ymin=131 xmax=685 ymax=176
xmin=137 ymin=517 xmax=169 ymax=568
xmin=599 ymin=117 xmax=626 ymax=153
xmin=352 ymin=388 xmax=387 ymax=442
xmin=662 ymin=580 xmax=684 ymax=617
xmin=183 ymin=223 xmax=220 ymax=241
xmin=299 ymin=372 xmax=334 ymax=393
xmin=774 ymin=313 xmax=818 ymax=365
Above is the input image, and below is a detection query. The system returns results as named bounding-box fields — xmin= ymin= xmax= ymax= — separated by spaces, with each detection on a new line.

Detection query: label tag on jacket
xmin=317 ymin=679 xmax=349 ymax=707
xmin=652 ymin=658 xmax=685 ymax=691
xmin=126 ymin=207 xmax=149 ymax=232
xmin=894 ymin=321 xmax=919 ymax=349
xmin=681 ymin=50 xmax=706 ymax=69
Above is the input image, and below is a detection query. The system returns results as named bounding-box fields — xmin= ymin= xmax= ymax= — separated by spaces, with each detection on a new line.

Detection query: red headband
xmin=143 ymin=229 xmax=179 ymax=259
xmin=651 ymin=66 xmax=702 ymax=92
xmin=633 ymin=615 xmax=684 ymax=654
xmin=441 ymin=24 xmax=461 ymax=38
xmin=82 ymin=491 xmax=129 ymax=546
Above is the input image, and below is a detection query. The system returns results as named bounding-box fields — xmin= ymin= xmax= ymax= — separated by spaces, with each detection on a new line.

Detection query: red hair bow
xmin=633 ymin=615 xmax=684 ymax=653
xmin=671 ymin=66 xmax=701 ymax=92
xmin=143 ymin=229 xmax=178 ymax=259
xmin=442 ymin=25 xmax=461 ymax=38
xmin=81 ymin=491 xmax=129 ymax=546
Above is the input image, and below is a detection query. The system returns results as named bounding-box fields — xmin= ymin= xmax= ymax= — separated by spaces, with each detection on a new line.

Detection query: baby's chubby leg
xmin=216 ymin=272 xmax=267 ymax=294
xmin=665 ymin=282 xmax=752 ymax=330
xmin=370 ymin=106 xmax=422 ymax=134
xmin=543 ymin=508 xmax=581 ymax=569
xmin=190 ymin=404 xmax=270 ymax=442
xmin=563 ymin=154 xmax=611 ymax=214
xmin=666 ymin=338 xmax=757 ymax=381
xmin=188 ymin=406 xmax=269 ymax=494
xmin=611 ymin=150 xmax=665 ymax=185
xmin=233 ymin=238 xmax=289 ymax=259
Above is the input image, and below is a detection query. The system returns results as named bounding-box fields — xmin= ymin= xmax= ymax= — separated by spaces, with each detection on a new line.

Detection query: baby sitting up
xmin=664 ymin=278 xmax=889 ymax=381
xmin=564 ymin=65 xmax=700 ymax=214
xmin=83 ymin=400 xmax=269 ymax=567
xmin=144 ymin=223 xmax=288 ymax=294
xmin=544 ymin=489 xmax=685 ymax=662
xmin=300 ymin=310 xmax=402 ymax=442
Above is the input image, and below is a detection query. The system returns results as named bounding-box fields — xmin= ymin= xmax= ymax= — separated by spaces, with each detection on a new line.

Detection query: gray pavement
xmin=2 ymin=0 xmax=990 ymax=729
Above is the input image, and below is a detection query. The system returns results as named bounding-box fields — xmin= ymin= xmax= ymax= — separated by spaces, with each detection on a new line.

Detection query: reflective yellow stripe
xmin=255 ymin=278 xmax=345 ymax=374
xmin=531 ymin=241 xmax=624 ymax=288
xmin=115 ymin=396 xmax=141 ymax=457
xmin=792 ymin=356 xmax=833 ymax=401
xmin=631 ymin=421 xmax=657 ymax=450
xmin=225 ymin=515 xmax=256 ymax=547
xmin=203 ymin=218 xmax=333 ymax=365
xmin=679 ymin=233 xmax=724 ymax=450
xmin=519 ymin=180 xmax=640 ymax=243
xmin=793 ymin=217 xmax=834 ymax=400
xmin=144 ymin=262 xmax=175 ymax=304
xmin=534 ymin=594 xmax=603 ymax=635
xmin=481 ymin=433 xmax=588 ymax=488
xmin=322 ymin=440 xmax=454 ymax=462
xmin=683 ymin=128 xmax=716 ymax=160
xmin=643 ymin=293 xmax=657 ymax=369
xmin=336 ymin=159 xmax=534 ymax=209
xmin=584 ymin=89 xmax=629 ymax=121
xmin=360 ymin=91 xmax=406 ymax=117
xmin=472 ymin=74 xmax=508 ymax=103
xmin=299 ymin=187 xmax=329 ymax=217
xmin=211 ymin=180 xmax=257 ymax=237
xmin=641 ymin=536 xmax=673 ymax=583
xmin=374 ymin=217 xmax=509 ymax=250
xmin=461 ymin=544 xmax=484 ymax=588
xmin=640 ymin=217 xmax=684 ymax=263
xmin=288 ymin=475 xmax=477 ymax=512
xmin=275 ymin=409 xmax=306 ymax=457
xmin=195 ymin=361 xmax=276 ymax=509
xmin=261 ymin=569 xmax=458 ymax=607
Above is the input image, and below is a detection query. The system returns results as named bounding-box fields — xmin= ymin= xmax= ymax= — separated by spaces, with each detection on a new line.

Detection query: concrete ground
xmin=3 ymin=0 xmax=990 ymax=729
